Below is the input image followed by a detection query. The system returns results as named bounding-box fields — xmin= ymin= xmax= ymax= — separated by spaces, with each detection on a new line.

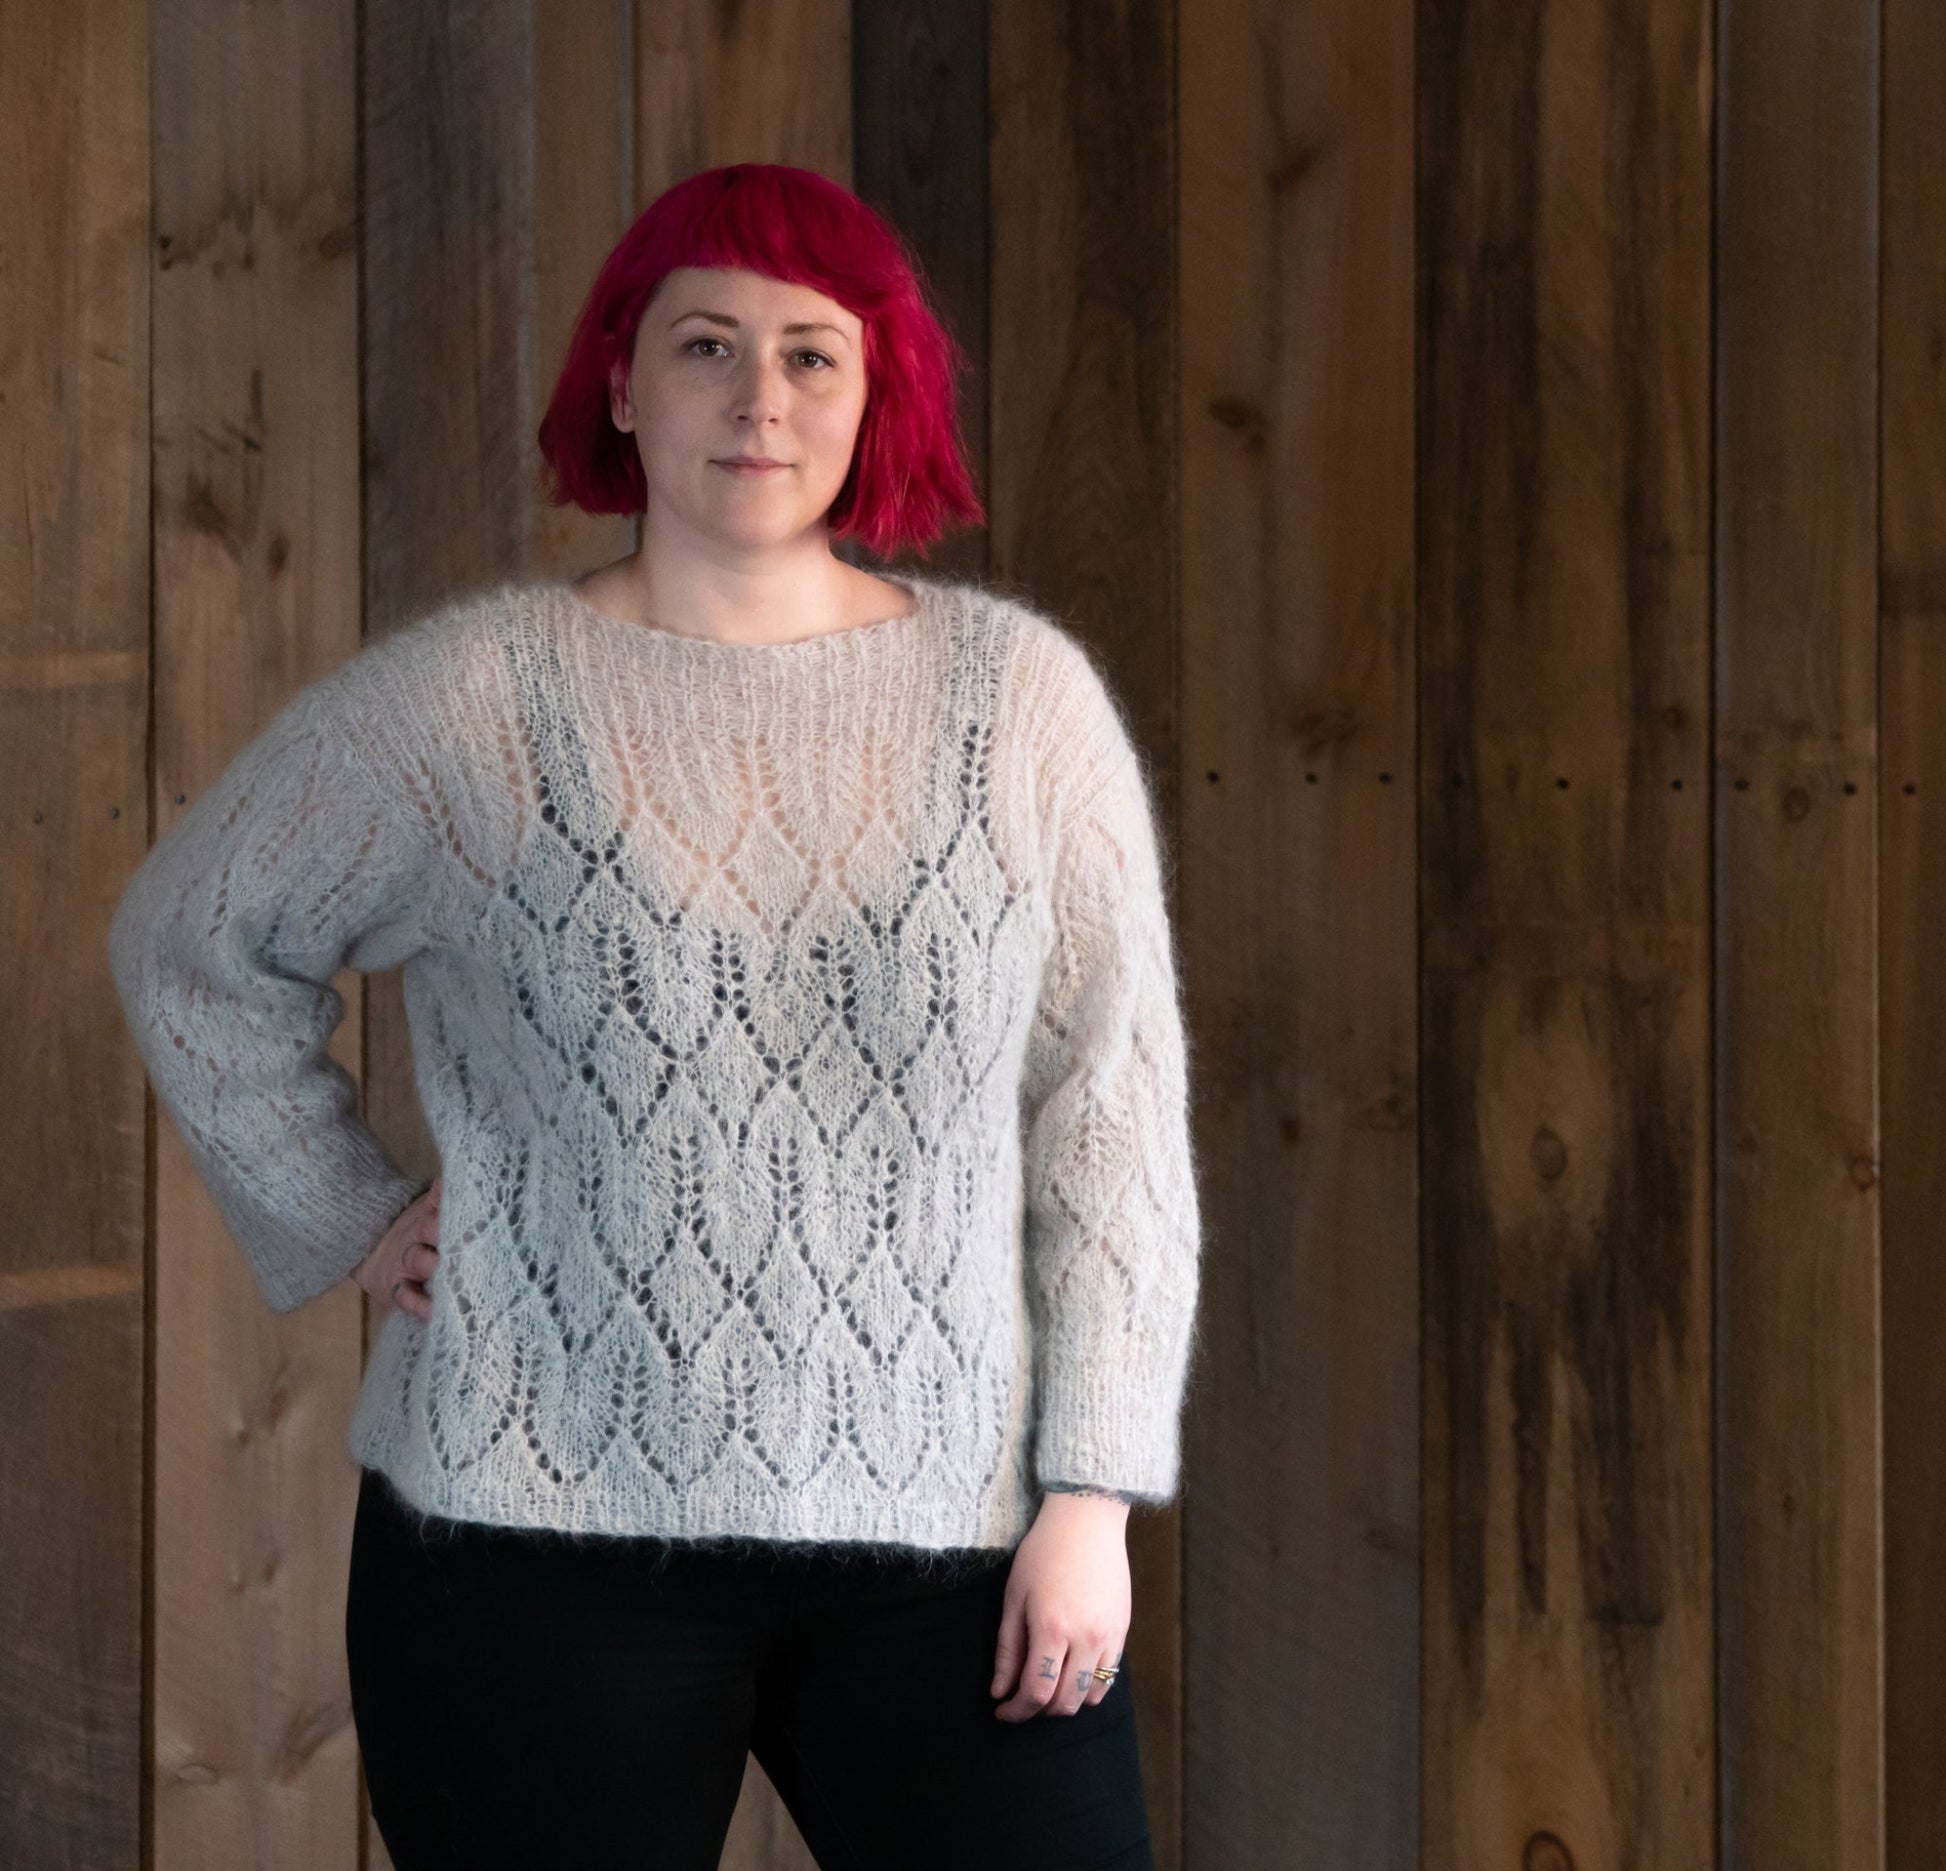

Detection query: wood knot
xmin=1524 ymin=1833 xmax=1575 ymax=1871
xmin=1531 ymin=1127 xmax=1568 ymax=1182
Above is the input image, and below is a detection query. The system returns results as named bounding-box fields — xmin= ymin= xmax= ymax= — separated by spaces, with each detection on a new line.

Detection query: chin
xmin=706 ymin=514 xmax=811 ymax=549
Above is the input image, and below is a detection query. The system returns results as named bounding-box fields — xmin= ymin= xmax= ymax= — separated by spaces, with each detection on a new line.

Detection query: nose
xmin=727 ymin=351 xmax=792 ymax=424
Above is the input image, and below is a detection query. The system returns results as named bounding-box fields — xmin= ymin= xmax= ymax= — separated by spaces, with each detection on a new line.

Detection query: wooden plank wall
xmin=10 ymin=0 xmax=1942 ymax=1865
xmin=1881 ymin=0 xmax=1946 ymax=1864
xmin=1715 ymin=3 xmax=1883 ymax=1868
xmin=3 ymin=2 xmax=150 ymax=1866
xmin=1416 ymin=3 xmax=1715 ymax=1868
xmin=147 ymin=4 xmax=371 ymax=1863
xmin=1179 ymin=0 xmax=1420 ymax=1864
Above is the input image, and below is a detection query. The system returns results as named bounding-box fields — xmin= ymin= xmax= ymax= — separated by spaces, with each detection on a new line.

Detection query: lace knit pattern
xmin=108 ymin=574 xmax=1202 ymax=1554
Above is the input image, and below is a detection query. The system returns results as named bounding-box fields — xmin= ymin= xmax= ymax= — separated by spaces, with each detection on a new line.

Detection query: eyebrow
xmin=668 ymin=309 xmax=850 ymax=342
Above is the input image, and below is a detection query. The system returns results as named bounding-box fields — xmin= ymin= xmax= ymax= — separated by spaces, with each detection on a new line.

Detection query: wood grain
xmin=1715 ymin=2 xmax=1883 ymax=1867
xmin=1418 ymin=1 xmax=1715 ymax=1864
xmin=0 ymin=0 xmax=148 ymax=1860
xmin=531 ymin=0 xmax=639 ymax=581
xmin=150 ymin=1 xmax=368 ymax=1864
xmin=1179 ymin=0 xmax=1421 ymax=1862
xmin=851 ymin=0 xmax=989 ymax=585
xmin=1881 ymin=0 xmax=1946 ymax=1858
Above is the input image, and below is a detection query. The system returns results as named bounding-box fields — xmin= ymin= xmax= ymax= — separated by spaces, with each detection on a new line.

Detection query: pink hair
xmin=537 ymin=163 xmax=986 ymax=561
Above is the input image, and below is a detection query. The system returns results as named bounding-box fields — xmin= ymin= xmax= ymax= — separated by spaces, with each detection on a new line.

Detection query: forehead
xmin=652 ymin=266 xmax=859 ymax=339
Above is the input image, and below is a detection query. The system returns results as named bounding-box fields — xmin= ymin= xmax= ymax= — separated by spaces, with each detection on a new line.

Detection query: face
xmin=608 ymin=265 xmax=870 ymax=550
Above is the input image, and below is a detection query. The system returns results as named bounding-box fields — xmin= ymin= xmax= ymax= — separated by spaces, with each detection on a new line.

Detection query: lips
xmin=717 ymin=458 xmax=788 ymax=472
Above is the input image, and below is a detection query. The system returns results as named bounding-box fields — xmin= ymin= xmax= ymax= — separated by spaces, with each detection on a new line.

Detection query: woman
xmin=108 ymin=162 xmax=1201 ymax=1869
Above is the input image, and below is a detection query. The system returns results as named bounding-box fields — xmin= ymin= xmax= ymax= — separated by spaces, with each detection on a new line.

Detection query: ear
xmin=607 ymin=358 xmax=634 ymax=433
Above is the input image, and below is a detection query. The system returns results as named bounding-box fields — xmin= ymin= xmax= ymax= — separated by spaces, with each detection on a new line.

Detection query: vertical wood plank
xmin=988 ymin=0 xmax=1182 ymax=1862
xmin=149 ymin=1 xmax=368 ymax=1864
xmin=1715 ymin=1 xmax=1882 ymax=1866
xmin=1418 ymin=3 xmax=1714 ymax=1866
xmin=0 ymin=1 xmax=149 ymax=1862
xmin=531 ymin=0 xmax=639 ymax=581
xmin=633 ymin=0 xmax=850 ymax=194
xmin=1880 ymin=0 xmax=1946 ymax=1858
xmin=850 ymin=0 xmax=989 ymax=585
xmin=362 ymin=0 xmax=537 ymax=632
xmin=1178 ymin=0 xmax=1420 ymax=1862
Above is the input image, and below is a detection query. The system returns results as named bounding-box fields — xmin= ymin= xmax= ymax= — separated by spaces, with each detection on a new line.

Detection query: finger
xmin=989 ymin=1593 xmax=1023 ymax=1702
xmin=1080 ymin=1644 xmax=1123 ymax=1706
xmin=1052 ymin=1643 xmax=1099 ymax=1715
xmin=995 ymin=1622 xmax=1066 ymax=1721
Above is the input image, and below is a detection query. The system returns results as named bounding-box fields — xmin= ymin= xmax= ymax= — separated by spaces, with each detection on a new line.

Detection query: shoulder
xmin=925 ymin=578 xmax=1125 ymax=718
xmin=293 ymin=579 xmax=527 ymax=724
xmin=236 ymin=581 xmax=535 ymax=822
xmin=353 ymin=579 xmax=521 ymax=673
xmin=930 ymin=579 xmax=1141 ymax=825
xmin=991 ymin=592 xmax=1135 ymax=769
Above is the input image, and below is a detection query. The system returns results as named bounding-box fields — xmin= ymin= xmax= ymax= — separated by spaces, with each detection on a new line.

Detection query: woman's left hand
xmin=990 ymin=1492 xmax=1132 ymax=1720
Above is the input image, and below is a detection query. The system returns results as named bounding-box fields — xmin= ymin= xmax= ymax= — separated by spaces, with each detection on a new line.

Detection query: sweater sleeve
xmin=1020 ymin=640 xmax=1202 ymax=1506
xmin=107 ymin=647 xmax=438 ymax=1315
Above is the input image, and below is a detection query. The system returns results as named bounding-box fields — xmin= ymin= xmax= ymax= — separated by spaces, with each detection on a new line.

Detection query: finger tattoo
xmin=1038 ymin=1655 xmax=1058 ymax=1681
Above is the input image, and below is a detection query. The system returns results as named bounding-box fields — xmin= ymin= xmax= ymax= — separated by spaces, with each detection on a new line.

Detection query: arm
xmin=1019 ymin=651 xmax=1203 ymax=1510
xmin=108 ymin=655 xmax=437 ymax=1315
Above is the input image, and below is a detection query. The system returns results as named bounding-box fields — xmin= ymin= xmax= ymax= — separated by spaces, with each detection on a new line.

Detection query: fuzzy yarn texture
xmin=109 ymin=573 xmax=1203 ymax=1557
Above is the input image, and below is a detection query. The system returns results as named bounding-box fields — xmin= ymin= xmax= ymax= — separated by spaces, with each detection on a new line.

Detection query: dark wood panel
xmin=1715 ymin=1 xmax=1882 ymax=1866
xmin=987 ymin=0 xmax=1182 ymax=1862
xmin=1418 ymin=2 xmax=1714 ymax=1865
xmin=850 ymin=0 xmax=989 ymax=585
xmin=362 ymin=0 xmax=538 ymax=629
xmin=150 ymin=1 xmax=370 ymax=1864
xmin=633 ymin=0 xmax=849 ymax=199
xmin=1179 ymin=0 xmax=1420 ymax=1863
xmin=1876 ymin=0 xmax=1942 ymax=1861
xmin=0 ymin=0 xmax=149 ymax=1859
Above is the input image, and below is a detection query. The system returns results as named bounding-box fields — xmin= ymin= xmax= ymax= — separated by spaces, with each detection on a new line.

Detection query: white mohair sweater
xmin=108 ymin=573 xmax=1202 ymax=1555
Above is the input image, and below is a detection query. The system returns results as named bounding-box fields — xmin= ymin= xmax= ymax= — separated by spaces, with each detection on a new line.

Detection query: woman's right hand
xmin=352 ymin=1172 xmax=442 ymax=1320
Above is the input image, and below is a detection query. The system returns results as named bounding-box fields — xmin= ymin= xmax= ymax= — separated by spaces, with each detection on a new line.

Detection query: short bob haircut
xmin=538 ymin=163 xmax=985 ymax=563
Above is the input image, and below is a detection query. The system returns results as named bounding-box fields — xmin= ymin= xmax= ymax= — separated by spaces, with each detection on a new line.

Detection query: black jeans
xmin=345 ymin=1466 xmax=1156 ymax=1870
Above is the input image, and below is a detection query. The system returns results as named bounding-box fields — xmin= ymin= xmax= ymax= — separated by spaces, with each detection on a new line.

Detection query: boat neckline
xmin=545 ymin=572 xmax=942 ymax=655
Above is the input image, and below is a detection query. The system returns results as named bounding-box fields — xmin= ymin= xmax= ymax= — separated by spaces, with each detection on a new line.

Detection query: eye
xmin=681 ymin=337 xmax=834 ymax=370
